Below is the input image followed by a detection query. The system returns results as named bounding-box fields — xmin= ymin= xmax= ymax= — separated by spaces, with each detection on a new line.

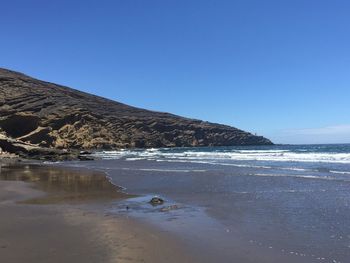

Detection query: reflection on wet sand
xmin=0 ymin=163 xmax=129 ymax=204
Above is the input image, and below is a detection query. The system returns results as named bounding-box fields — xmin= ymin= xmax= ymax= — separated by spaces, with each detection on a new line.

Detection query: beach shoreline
xmin=2 ymin=145 xmax=350 ymax=263
xmin=0 ymin=161 xmax=202 ymax=263
xmin=55 ymin=148 xmax=350 ymax=263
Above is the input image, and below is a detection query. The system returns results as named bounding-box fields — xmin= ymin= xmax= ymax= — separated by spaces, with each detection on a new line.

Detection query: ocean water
xmin=65 ymin=144 xmax=350 ymax=262
xmin=92 ymin=144 xmax=350 ymax=178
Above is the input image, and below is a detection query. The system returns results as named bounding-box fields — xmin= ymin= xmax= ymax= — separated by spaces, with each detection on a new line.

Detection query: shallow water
xmin=62 ymin=144 xmax=350 ymax=263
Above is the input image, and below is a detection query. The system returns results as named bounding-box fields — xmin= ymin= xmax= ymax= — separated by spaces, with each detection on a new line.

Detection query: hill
xmin=0 ymin=68 xmax=272 ymax=158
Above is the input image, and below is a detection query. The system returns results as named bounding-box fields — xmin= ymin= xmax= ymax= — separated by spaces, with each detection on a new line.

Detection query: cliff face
xmin=0 ymin=68 xmax=272 ymax=154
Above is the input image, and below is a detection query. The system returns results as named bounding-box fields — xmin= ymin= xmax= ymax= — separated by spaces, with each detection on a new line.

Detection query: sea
xmin=62 ymin=144 xmax=350 ymax=263
xmin=92 ymin=143 xmax=350 ymax=175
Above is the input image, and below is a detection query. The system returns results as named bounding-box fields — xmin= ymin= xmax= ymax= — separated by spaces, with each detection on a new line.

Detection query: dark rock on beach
xmin=150 ymin=197 xmax=165 ymax=206
xmin=0 ymin=68 xmax=272 ymax=158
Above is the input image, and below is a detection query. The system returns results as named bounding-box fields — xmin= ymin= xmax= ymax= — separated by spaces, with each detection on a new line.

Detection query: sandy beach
xmin=0 ymin=162 xmax=200 ymax=263
xmin=59 ymin=150 xmax=350 ymax=263
xmin=2 ymin=145 xmax=350 ymax=263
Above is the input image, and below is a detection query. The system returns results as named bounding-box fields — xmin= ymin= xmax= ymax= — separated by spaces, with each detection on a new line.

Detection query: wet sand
xmin=3 ymin=157 xmax=349 ymax=263
xmin=0 ymin=163 xmax=200 ymax=263
xmin=65 ymin=158 xmax=350 ymax=263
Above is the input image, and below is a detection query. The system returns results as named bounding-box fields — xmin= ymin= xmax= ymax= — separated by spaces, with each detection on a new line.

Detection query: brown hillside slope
xmin=0 ymin=68 xmax=272 ymax=153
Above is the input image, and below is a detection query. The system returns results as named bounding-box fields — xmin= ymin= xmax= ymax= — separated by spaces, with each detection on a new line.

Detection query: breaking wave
xmin=92 ymin=147 xmax=350 ymax=164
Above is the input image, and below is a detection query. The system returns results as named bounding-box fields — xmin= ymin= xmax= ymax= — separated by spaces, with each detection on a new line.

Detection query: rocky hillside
xmin=0 ymin=68 xmax=272 ymax=157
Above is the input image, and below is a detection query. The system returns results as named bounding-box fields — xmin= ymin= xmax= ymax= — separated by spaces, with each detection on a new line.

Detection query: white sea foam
xmin=279 ymin=167 xmax=310 ymax=172
xmin=329 ymin=170 xmax=350 ymax=175
xmin=253 ymin=173 xmax=343 ymax=181
xmin=121 ymin=167 xmax=206 ymax=173
xmin=125 ymin=157 xmax=146 ymax=161
xmin=93 ymin=149 xmax=350 ymax=164
xmin=235 ymin=150 xmax=290 ymax=153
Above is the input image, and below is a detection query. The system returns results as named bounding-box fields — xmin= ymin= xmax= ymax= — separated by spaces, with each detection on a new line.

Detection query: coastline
xmin=3 ymin=144 xmax=350 ymax=263
xmin=0 ymin=161 xmax=202 ymax=263
xmin=56 ymin=150 xmax=350 ymax=263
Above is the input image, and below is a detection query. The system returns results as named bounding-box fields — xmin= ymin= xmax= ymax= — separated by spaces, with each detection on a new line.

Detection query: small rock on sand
xmin=149 ymin=197 xmax=164 ymax=206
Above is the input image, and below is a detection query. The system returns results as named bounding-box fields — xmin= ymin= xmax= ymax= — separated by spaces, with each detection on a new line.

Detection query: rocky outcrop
xmin=0 ymin=134 xmax=75 ymax=160
xmin=0 ymin=68 xmax=272 ymax=156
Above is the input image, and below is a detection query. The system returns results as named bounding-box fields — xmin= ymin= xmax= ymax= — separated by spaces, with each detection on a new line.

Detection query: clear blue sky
xmin=1 ymin=0 xmax=350 ymax=144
